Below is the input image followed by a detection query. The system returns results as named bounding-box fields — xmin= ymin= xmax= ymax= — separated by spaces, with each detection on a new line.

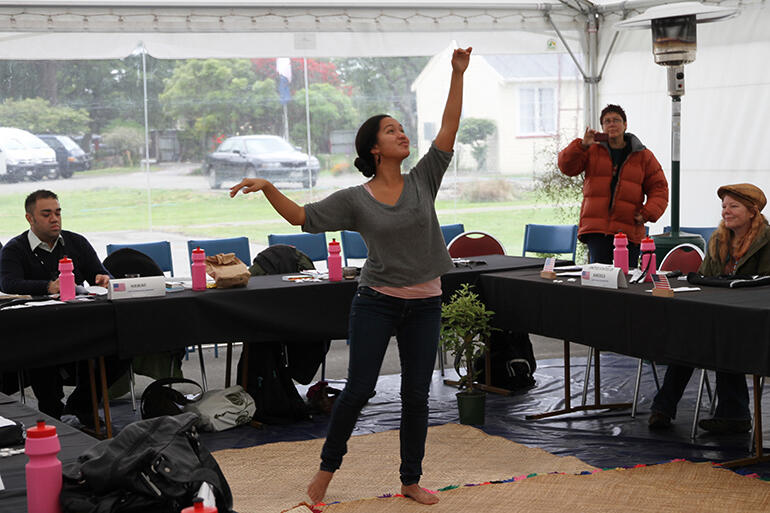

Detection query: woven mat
xmin=212 ymin=423 xmax=595 ymax=512
xmin=320 ymin=460 xmax=770 ymax=513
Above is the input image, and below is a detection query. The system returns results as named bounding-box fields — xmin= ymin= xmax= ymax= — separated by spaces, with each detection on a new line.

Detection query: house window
xmin=519 ymin=87 xmax=556 ymax=135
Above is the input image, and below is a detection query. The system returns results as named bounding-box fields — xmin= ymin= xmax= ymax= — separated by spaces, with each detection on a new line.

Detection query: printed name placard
xmin=108 ymin=276 xmax=167 ymax=300
xmin=580 ymin=263 xmax=628 ymax=289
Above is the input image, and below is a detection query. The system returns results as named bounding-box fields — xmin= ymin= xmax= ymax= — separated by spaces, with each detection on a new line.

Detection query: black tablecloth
xmin=1 ymin=300 xmax=117 ymax=371
xmin=0 ymin=393 xmax=98 ymax=512
xmin=479 ymin=268 xmax=770 ymax=376
xmin=113 ymin=254 xmax=544 ymax=358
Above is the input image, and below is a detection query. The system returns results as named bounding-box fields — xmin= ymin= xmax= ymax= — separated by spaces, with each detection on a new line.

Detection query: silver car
xmin=204 ymin=135 xmax=320 ymax=189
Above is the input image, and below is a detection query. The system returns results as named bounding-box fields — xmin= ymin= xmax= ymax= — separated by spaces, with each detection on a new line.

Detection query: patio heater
xmin=616 ymin=2 xmax=738 ymax=259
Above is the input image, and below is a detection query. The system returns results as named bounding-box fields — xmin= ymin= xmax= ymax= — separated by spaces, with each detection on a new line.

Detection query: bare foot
xmin=307 ymin=470 xmax=334 ymax=504
xmin=401 ymin=483 xmax=439 ymax=505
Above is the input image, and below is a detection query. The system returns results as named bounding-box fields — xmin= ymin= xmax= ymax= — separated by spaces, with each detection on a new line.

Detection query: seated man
xmin=0 ymin=189 xmax=127 ymax=426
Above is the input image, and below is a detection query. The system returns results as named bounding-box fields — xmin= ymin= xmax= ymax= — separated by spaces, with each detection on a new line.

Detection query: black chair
xmin=103 ymin=248 xmax=183 ymax=409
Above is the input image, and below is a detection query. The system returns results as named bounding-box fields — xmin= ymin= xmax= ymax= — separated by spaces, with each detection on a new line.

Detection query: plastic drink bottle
xmin=612 ymin=232 xmax=629 ymax=274
xmin=191 ymin=247 xmax=207 ymax=291
xmin=181 ymin=498 xmax=217 ymax=513
xmin=327 ymin=239 xmax=342 ymax=282
xmin=25 ymin=420 xmax=63 ymax=513
xmin=640 ymin=237 xmax=657 ymax=283
xmin=58 ymin=257 xmax=76 ymax=301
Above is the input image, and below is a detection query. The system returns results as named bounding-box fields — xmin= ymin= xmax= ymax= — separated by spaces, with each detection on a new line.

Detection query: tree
xmin=159 ymin=59 xmax=281 ymax=155
xmin=457 ymin=118 xmax=496 ymax=170
xmin=251 ymin=58 xmax=343 ymax=93
xmin=289 ymin=83 xmax=357 ymax=153
xmin=333 ymin=56 xmax=429 ymax=140
xmin=0 ymin=98 xmax=91 ymax=134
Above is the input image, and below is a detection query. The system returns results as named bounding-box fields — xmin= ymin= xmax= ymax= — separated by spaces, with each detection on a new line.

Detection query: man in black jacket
xmin=0 ymin=190 xmax=126 ymax=426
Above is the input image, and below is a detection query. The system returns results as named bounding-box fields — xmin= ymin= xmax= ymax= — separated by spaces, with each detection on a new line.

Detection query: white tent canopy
xmin=0 ymin=0 xmax=767 ymax=229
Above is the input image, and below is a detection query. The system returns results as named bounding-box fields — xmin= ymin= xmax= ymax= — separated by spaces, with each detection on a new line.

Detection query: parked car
xmin=0 ymin=127 xmax=58 ymax=182
xmin=37 ymin=134 xmax=92 ymax=178
xmin=204 ymin=135 xmax=320 ymax=189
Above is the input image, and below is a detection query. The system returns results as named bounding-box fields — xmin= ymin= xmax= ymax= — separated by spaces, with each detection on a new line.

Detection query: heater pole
xmin=670 ymin=95 xmax=681 ymax=235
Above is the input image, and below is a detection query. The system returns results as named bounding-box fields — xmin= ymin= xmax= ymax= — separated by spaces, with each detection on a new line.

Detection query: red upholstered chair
xmin=633 ymin=243 xmax=711 ymax=436
xmin=447 ymin=231 xmax=505 ymax=258
xmin=659 ymin=243 xmax=704 ymax=274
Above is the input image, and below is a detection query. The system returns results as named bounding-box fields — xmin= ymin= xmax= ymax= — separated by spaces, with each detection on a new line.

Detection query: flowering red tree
xmin=251 ymin=58 xmax=345 ymax=93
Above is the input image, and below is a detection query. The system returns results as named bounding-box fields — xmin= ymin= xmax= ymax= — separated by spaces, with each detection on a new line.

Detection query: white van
xmin=0 ymin=127 xmax=58 ymax=182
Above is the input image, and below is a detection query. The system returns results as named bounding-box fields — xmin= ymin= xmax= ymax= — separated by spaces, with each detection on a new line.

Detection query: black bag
xmin=60 ymin=413 xmax=234 ymax=513
xmin=236 ymin=342 xmax=310 ymax=424
xmin=474 ymin=329 xmax=537 ymax=391
xmin=141 ymin=378 xmax=203 ymax=420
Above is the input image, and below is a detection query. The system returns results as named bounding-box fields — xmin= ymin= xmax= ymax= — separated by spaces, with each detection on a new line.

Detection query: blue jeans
xmin=651 ymin=364 xmax=750 ymax=420
xmin=583 ymin=233 xmax=641 ymax=267
xmin=320 ymin=286 xmax=442 ymax=485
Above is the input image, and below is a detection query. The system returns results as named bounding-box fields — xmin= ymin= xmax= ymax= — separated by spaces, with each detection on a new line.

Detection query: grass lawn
xmin=0 ymin=187 xmax=577 ymax=257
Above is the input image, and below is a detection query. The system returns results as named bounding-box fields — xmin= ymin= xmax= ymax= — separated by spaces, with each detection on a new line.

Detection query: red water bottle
xmin=612 ymin=232 xmax=629 ymax=274
xmin=58 ymin=257 xmax=76 ymax=301
xmin=191 ymin=247 xmax=207 ymax=291
xmin=327 ymin=239 xmax=342 ymax=282
xmin=25 ymin=420 xmax=63 ymax=513
xmin=640 ymin=237 xmax=657 ymax=283
xmin=181 ymin=498 xmax=218 ymax=513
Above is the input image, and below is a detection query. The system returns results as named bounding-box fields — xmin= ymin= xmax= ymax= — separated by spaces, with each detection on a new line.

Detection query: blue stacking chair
xmin=187 ymin=236 xmax=251 ymax=268
xmin=664 ymin=226 xmax=717 ymax=245
xmin=440 ymin=223 xmax=465 ymax=246
xmin=268 ymin=232 xmax=328 ymax=262
xmin=340 ymin=230 xmax=368 ymax=266
xmin=185 ymin=237 xmax=252 ymax=376
xmin=106 ymin=241 xmax=174 ymax=276
xmin=522 ymin=224 xmax=579 ymax=263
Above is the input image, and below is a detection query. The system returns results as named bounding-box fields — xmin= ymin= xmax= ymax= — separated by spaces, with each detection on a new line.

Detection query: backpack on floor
xmin=474 ymin=329 xmax=537 ymax=391
xmin=60 ymin=413 xmax=234 ymax=513
xmin=236 ymin=341 xmax=311 ymax=424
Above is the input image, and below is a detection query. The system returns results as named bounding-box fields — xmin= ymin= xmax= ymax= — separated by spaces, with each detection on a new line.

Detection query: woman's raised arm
xmin=230 ymin=178 xmax=306 ymax=226
xmin=434 ymin=47 xmax=472 ymax=153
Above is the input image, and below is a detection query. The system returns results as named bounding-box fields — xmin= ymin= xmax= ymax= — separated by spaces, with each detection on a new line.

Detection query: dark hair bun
xmin=354 ymin=157 xmax=375 ymax=178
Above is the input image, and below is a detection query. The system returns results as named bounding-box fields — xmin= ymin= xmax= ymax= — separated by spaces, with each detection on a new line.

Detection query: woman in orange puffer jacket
xmin=558 ymin=104 xmax=669 ymax=265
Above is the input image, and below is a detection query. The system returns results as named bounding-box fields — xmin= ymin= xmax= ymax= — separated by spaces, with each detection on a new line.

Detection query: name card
xmin=108 ymin=276 xmax=167 ymax=300
xmin=580 ymin=263 xmax=627 ymax=289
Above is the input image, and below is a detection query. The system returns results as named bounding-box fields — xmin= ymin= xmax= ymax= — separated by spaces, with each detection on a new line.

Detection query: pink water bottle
xmin=327 ymin=239 xmax=342 ymax=282
xmin=58 ymin=257 xmax=76 ymax=301
xmin=25 ymin=420 xmax=63 ymax=513
xmin=181 ymin=498 xmax=218 ymax=513
xmin=612 ymin=232 xmax=629 ymax=274
xmin=191 ymin=247 xmax=207 ymax=291
xmin=640 ymin=237 xmax=657 ymax=283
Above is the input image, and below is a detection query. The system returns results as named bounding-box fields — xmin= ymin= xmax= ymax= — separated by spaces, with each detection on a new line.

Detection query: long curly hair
xmin=709 ymin=205 xmax=768 ymax=264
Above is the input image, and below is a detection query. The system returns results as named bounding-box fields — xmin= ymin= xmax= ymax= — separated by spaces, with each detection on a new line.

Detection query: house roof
xmin=483 ymin=53 xmax=581 ymax=79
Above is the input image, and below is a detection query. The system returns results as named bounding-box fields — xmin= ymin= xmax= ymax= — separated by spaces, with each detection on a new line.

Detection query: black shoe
xmin=698 ymin=417 xmax=752 ymax=434
xmin=648 ymin=411 xmax=672 ymax=429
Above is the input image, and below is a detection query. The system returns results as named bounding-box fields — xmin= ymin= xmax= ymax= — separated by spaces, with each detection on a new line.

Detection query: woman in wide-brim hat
xmin=649 ymin=183 xmax=770 ymax=434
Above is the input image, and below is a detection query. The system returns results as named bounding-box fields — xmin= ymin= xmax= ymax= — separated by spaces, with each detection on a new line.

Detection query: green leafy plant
xmin=457 ymin=118 xmax=496 ymax=170
xmin=440 ymin=283 xmax=496 ymax=393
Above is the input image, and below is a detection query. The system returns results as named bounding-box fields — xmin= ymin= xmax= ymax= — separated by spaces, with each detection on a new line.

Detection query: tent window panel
xmin=423 ymin=121 xmax=436 ymax=141
xmin=519 ymin=86 xmax=555 ymax=135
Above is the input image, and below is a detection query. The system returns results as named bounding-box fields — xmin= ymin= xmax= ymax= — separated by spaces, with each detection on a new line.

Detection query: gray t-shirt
xmin=303 ymin=144 xmax=454 ymax=288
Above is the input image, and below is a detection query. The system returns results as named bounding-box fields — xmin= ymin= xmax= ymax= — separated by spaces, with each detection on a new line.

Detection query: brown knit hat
xmin=717 ymin=183 xmax=767 ymax=212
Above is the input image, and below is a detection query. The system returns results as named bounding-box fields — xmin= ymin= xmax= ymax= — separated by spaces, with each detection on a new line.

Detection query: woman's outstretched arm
xmin=434 ymin=46 xmax=472 ymax=153
xmin=229 ymin=178 xmax=306 ymax=226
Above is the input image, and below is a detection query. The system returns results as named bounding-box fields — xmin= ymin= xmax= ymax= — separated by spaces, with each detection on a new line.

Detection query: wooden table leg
xmin=527 ymin=342 xmax=631 ymax=420
xmin=99 ymin=357 xmax=112 ymax=439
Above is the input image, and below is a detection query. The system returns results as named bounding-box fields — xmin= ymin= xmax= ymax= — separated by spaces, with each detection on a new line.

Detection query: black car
xmin=37 ymin=134 xmax=91 ymax=178
xmin=204 ymin=135 xmax=320 ymax=189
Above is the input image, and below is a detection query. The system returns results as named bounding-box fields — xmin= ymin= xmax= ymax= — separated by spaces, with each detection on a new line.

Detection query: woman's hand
xmin=581 ymin=127 xmax=598 ymax=149
xmin=229 ymin=178 xmax=270 ymax=197
xmin=451 ymin=47 xmax=472 ymax=74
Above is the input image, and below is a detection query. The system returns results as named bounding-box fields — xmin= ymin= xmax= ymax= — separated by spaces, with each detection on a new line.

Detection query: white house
xmin=412 ymin=45 xmax=583 ymax=176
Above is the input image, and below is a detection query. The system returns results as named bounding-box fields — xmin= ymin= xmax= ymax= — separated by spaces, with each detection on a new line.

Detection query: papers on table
xmin=1 ymin=299 xmax=64 ymax=309
xmin=646 ymin=286 xmax=701 ymax=293
xmin=556 ymin=271 xmax=583 ymax=277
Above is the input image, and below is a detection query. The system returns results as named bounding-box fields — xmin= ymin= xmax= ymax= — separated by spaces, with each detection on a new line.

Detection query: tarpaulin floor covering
xmin=107 ymin=354 xmax=770 ymax=479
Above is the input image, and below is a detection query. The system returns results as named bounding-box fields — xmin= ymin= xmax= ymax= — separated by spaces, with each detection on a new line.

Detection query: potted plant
xmin=440 ymin=283 xmax=495 ymax=425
